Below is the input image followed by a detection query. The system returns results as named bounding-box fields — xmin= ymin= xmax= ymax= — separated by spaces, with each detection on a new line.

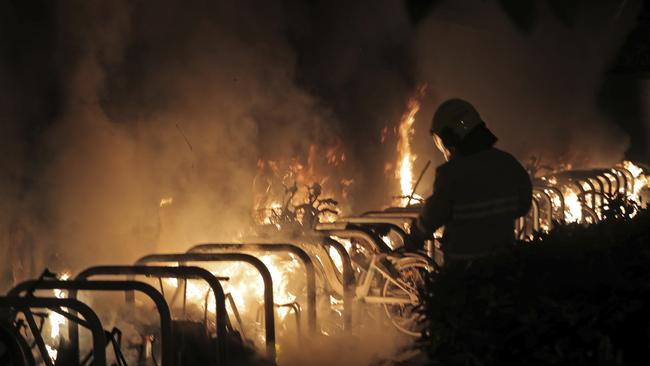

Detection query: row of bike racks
xmin=187 ymin=239 xmax=355 ymax=332
xmin=72 ymin=265 xmax=229 ymax=366
xmin=0 ymin=296 xmax=107 ymax=366
xmin=186 ymin=243 xmax=317 ymax=335
xmin=518 ymin=164 xmax=643 ymax=238
xmin=335 ymin=163 xmax=645 ymax=244
xmin=8 ymin=279 xmax=172 ymax=366
xmin=316 ymin=223 xmax=394 ymax=253
xmin=0 ymin=239 xmax=359 ymax=365
xmin=135 ymin=252 xmax=276 ymax=361
xmin=2 ymin=164 xmax=641 ymax=365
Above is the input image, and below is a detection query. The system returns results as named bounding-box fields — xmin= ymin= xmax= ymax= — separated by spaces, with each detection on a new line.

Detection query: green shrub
xmin=417 ymin=208 xmax=650 ymax=366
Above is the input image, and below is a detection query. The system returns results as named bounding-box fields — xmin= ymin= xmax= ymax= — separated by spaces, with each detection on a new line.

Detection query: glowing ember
xmin=395 ymin=85 xmax=427 ymax=206
xmin=159 ymin=197 xmax=173 ymax=208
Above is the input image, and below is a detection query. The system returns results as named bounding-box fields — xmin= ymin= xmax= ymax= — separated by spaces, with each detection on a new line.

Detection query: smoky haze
xmin=0 ymin=0 xmax=351 ymax=280
xmin=411 ymin=0 xmax=641 ymax=187
xmin=0 ymin=0 xmax=643 ymax=287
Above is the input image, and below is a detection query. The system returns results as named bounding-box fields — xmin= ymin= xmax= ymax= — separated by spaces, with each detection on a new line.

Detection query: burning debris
xmin=253 ymin=143 xmax=353 ymax=229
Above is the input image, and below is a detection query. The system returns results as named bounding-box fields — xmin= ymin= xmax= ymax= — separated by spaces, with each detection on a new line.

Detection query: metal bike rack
xmin=314 ymin=228 xmax=423 ymax=330
xmin=570 ymin=179 xmax=587 ymax=199
xmin=614 ymin=167 xmax=634 ymax=193
xmin=315 ymin=225 xmax=390 ymax=253
xmin=530 ymin=196 xmax=541 ymax=233
xmin=320 ymin=237 xmax=354 ymax=331
xmin=186 ymin=243 xmax=317 ymax=335
xmin=135 ymin=253 xmax=276 ymax=361
xmin=587 ymin=176 xmax=605 ymax=207
xmin=576 ymin=178 xmax=597 ymax=209
xmin=74 ymin=265 xmax=228 ymax=365
xmin=595 ymin=174 xmax=612 ymax=197
xmin=610 ymin=168 xmax=629 ymax=195
xmin=358 ymin=213 xmax=418 ymax=236
xmin=582 ymin=205 xmax=599 ymax=223
xmin=533 ymin=187 xmax=553 ymax=230
xmin=0 ymin=296 xmax=107 ymax=366
xmin=601 ymin=170 xmax=619 ymax=197
xmin=269 ymin=302 xmax=302 ymax=343
xmin=612 ymin=169 xmax=627 ymax=195
xmin=336 ymin=217 xmax=411 ymax=238
xmin=361 ymin=211 xmax=420 ymax=219
xmin=567 ymin=180 xmax=599 ymax=224
xmin=241 ymin=235 xmax=357 ymax=332
xmin=381 ymin=207 xmax=422 ymax=215
xmin=541 ymin=186 xmax=565 ymax=222
xmin=588 ymin=176 xmax=605 ymax=194
xmin=9 ymin=280 xmax=172 ymax=366
xmin=518 ymin=196 xmax=541 ymax=238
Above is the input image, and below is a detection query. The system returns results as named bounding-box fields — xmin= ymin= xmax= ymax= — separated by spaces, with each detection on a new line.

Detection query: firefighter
xmin=411 ymin=98 xmax=532 ymax=263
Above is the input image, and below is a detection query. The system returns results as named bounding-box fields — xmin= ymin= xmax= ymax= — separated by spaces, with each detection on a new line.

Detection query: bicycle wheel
xmin=381 ymin=257 xmax=431 ymax=336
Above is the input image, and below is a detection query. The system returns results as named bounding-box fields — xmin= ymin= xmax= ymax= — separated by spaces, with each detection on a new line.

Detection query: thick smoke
xmin=0 ymin=0 xmax=348 ymax=282
xmin=284 ymin=1 xmax=420 ymax=210
xmin=0 ymin=0 xmax=643 ymax=303
xmin=411 ymin=0 xmax=641 ymax=177
xmin=0 ymin=1 xmax=645 ymax=364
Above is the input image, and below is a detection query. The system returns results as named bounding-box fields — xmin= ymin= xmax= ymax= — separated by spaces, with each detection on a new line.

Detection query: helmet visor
xmin=433 ymin=134 xmax=451 ymax=162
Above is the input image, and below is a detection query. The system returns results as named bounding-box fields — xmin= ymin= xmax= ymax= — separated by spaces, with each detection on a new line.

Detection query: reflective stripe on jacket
xmin=417 ymin=147 xmax=532 ymax=256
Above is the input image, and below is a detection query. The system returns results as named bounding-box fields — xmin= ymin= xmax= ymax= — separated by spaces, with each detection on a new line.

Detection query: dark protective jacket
xmin=415 ymin=147 xmax=532 ymax=257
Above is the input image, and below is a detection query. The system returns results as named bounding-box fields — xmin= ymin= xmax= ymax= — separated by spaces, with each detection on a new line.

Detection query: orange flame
xmin=395 ymin=84 xmax=427 ymax=206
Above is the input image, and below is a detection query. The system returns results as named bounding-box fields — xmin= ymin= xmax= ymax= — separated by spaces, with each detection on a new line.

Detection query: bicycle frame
xmin=355 ymin=255 xmax=420 ymax=306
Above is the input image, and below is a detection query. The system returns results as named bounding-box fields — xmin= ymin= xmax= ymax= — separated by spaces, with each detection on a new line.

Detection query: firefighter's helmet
xmin=430 ymin=98 xmax=484 ymax=148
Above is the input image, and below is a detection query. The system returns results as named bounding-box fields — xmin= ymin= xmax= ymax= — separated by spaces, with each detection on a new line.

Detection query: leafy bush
xmin=417 ymin=208 xmax=650 ymax=366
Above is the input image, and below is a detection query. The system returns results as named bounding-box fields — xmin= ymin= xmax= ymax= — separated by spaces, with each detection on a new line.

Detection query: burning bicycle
xmin=252 ymin=183 xmax=436 ymax=337
xmin=1 ymin=153 xmax=647 ymax=364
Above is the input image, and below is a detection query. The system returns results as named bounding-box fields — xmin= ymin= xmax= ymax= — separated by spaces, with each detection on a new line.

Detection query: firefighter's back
xmin=441 ymin=147 xmax=531 ymax=256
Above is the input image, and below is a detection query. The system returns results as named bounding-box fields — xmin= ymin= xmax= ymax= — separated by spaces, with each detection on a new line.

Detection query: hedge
xmin=417 ymin=204 xmax=650 ymax=365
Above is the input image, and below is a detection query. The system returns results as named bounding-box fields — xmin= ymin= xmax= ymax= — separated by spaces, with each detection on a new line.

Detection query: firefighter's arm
xmin=411 ymin=165 xmax=453 ymax=243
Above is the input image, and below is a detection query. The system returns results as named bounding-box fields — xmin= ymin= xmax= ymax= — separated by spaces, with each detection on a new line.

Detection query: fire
xmin=536 ymin=161 xmax=648 ymax=226
xmin=623 ymin=160 xmax=644 ymax=177
xmin=159 ymin=197 xmax=173 ymax=208
xmin=47 ymin=272 xmax=71 ymax=363
xmin=165 ymin=254 xmax=300 ymax=325
xmin=45 ymin=345 xmax=58 ymax=363
xmin=260 ymin=201 xmax=283 ymax=227
xmin=395 ymin=85 xmax=427 ymax=206
xmin=622 ymin=160 xmax=648 ymax=206
xmin=328 ymin=237 xmax=353 ymax=273
xmin=253 ymin=144 xmax=351 ymax=226
xmin=562 ymin=186 xmax=583 ymax=223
